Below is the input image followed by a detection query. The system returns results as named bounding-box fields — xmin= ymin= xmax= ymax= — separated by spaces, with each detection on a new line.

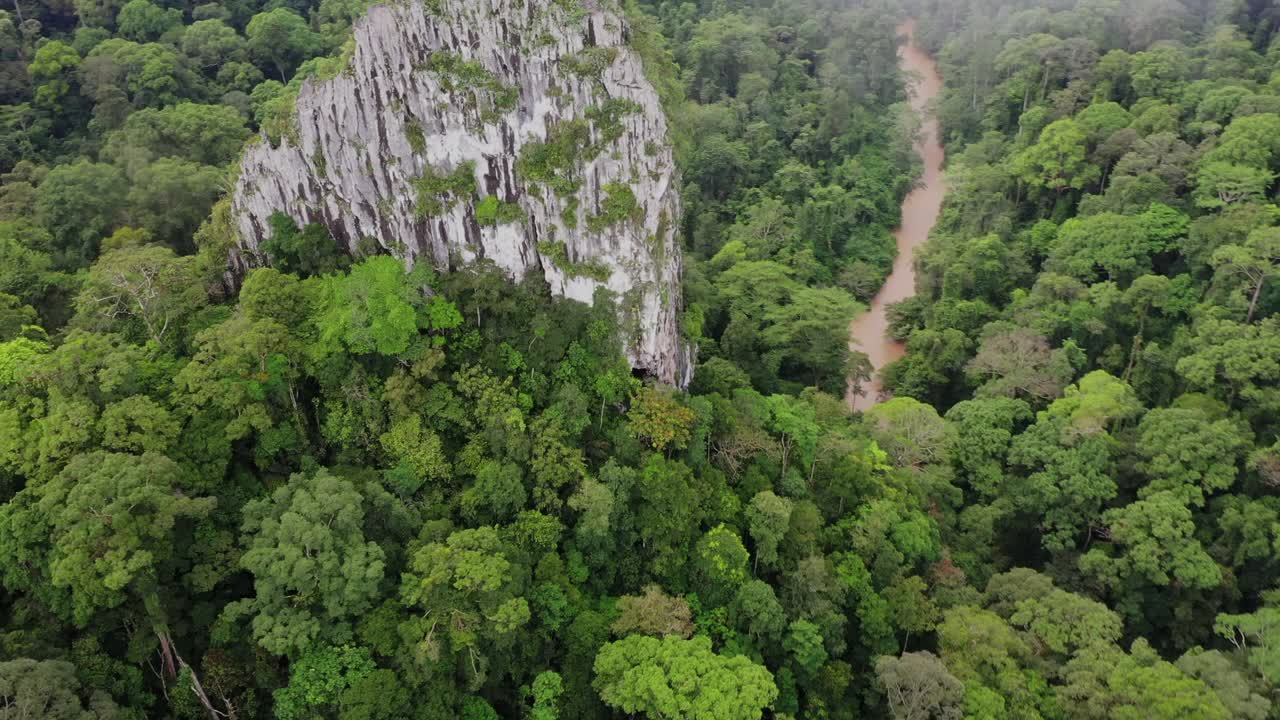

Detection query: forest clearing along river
xmin=847 ymin=19 xmax=947 ymax=411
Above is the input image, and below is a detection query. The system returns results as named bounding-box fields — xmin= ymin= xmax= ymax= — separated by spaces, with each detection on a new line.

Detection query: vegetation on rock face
xmin=586 ymin=182 xmax=639 ymax=232
xmin=538 ymin=240 xmax=612 ymax=281
xmin=5 ymin=0 xmax=1280 ymax=718
xmin=560 ymin=196 xmax=581 ymax=228
xmin=516 ymin=118 xmax=594 ymax=196
xmin=516 ymin=102 xmax=642 ymax=199
xmin=412 ymin=161 xmax=477 ymax=217
xmin=404 ymin=118 xmax=426 ymax=153
xmin=474 ymin=195 xmax=524 ymax=226
xmin=585 ymin=98 xmax=642 ymax=145
xmin=422 ymin=50 xmax=518 ymax=117
xmin=562 ymin=46 xmax=619 ymax=80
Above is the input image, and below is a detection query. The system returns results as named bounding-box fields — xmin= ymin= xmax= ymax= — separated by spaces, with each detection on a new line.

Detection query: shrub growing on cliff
xmin=585 ymin=98 xmax=641 ymax=145
xmin=587 ymin=182 xmax=639 ymax=232
xmin=413 ymin=161 xmax=477 ymax=217
xmin=404 ymin=119 xmax=426 ymax=153
xmin=562 ymin=47 xmax=619 ymax=80
xmin=537 ymin=240 xmax=611 ymax=281
xmin=517 ymin=119 xmax=592 ymax=196
xmin=475 ymin=196 xmax=524 ymax=226
xmin=424 ymin=51 xmax=518 ymax=117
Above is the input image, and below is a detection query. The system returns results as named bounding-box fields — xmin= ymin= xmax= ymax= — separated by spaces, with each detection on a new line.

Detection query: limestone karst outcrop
xmin=232 ymin=0 xmax=691 ymax=385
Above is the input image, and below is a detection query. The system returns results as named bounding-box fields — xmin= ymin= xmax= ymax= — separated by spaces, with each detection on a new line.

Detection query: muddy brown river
xmin=848 ymin=19 xmax=946 ymax=411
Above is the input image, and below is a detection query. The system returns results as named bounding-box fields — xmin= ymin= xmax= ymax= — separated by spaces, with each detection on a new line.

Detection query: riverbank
xmin=847 ymin=19 xmax=947 ymax=411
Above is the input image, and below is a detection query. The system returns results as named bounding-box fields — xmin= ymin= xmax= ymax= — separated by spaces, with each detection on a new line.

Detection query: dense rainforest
xmin=1 ymin=0 xmax=1280 ymax=717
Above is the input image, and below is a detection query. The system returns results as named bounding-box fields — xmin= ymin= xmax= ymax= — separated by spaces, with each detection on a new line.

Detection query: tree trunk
xmin=1123 ymin=312 xmax=1146 ymax=382
xmin=1247 ymin=278 xmax=1265 ymax=324
xmin=155 ymin=628 xmax=230 ymax=720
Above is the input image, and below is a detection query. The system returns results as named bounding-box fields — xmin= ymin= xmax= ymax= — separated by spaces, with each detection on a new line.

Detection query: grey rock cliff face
xmin=232 ymin=0 xmax=691 ymax=385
